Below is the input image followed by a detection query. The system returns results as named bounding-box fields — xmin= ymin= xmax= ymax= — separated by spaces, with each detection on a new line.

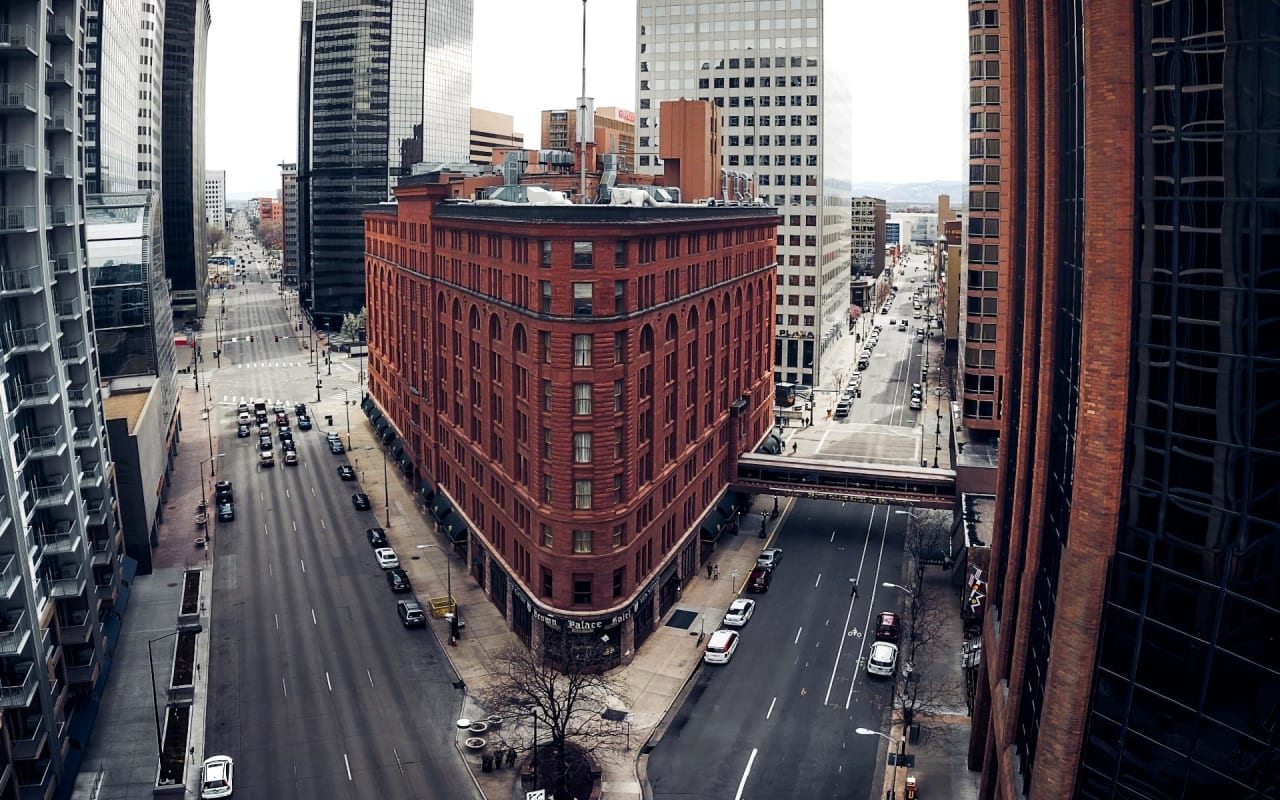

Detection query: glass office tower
xmin=299 ymin=0 xmax=474 ymax=327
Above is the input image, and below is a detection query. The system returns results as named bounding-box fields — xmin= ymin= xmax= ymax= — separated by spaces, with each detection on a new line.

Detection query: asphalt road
xmin=648 ymin=499 xmax=908 ymax=800
xmin=202 ymin=228 xmax=477 ymax=799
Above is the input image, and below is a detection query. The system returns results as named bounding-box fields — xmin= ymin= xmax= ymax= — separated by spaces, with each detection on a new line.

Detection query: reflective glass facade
xmin=1077 ymin=3 xmax=1280 ymax=796
xmin=302 ymin=0 xmax=472 ymax=326
xmin=85 ymin=0 xmax=141 ymax=194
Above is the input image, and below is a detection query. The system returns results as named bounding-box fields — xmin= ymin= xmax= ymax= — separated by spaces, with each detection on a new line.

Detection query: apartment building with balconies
xmin=0 ymin=4 xmax=126 ymax=796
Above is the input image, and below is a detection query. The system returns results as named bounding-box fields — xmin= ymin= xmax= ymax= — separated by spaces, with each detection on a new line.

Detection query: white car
xmin=723 ymin=598 xmax=756 ymax=627
xmin=703 ymin=629 xmax=740 ymax=664
xmin=200 ymin=755 xmax=234 ymax=798
xmin=756 ymin=548 xmax=783 ymax=569
xmin=866 ymin=641 xmax=900 ymax=677
xmin=237 ymin=411 xmax=250 ymax=425
xmin=909 ymin=396 xmax=922 ymax=410
xmin=374 ymin=547 xmax=400 ymax=570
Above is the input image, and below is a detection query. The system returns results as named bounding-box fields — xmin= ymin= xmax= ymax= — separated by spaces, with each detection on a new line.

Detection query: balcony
xmin=10 ymin=715 xmax=47 ymax=761
xmin=44 ymin=63 xmax=73 ymax=87
xmin=19 ymin=426 xmax=64 ymax=462
xmin=14 ymin=756 xmax=51 ymax=797
xmin=2 ymin=322 xmax=49 ymax=355
xmin=84 ymin=496 xmax=109 ymax=525
xmin=0 ymin=143 xmax=37 ymax=172
xmin=45 ymin=205 xmax=74 ymax=226
xmin=10 ymin=376 xmax=57 ymax=409
xmin=0 ymin=663 xmax=37 ymax=708
xmin=58 ymin=608 xmax=94 ymax=645
xmin=29 ymin=475 xmax=71 ymax=509
xmin=90 ymin=535 xmax=113 ymax=566
xmin=44 ymin=156 xmax=72 ymax=179
xmin=54 ymin=296 xmax=81 ymax=320
xmin=38 ymin=520 xmax=80 ymax=556
xmin=65 ymin=649 xmax=98 ymax=685
xmin=79 ymin=462 xmax=103 ymax=489
xmin=0 ymin=555 xmax=21 ymax=598
xmin=0 ymin=611 xmax=31 ymax=656
xmin=0 ymin=83 xmax=37 ymax=114
xmin=48 ymin=16 xmax=75 ymax=42
xmin=49 ymin=252 xmax=76 ymax=275
xmin=72 ymin=424 xmax=96 ymax=447
xmin=48 ymin=108 xmax=73 ymax=133
xmin=0 ymin=205 xmax=37 ymax=232
xmin=43 ymin=564 xmax=85 ymax=599
xmin=66 ymin=383 xmax=92 ymax=407
xmin=0 ymin=264 xmax=41 ymax=297
xmin=0 ymin=24 xmax=39 ymax=57
xmin=59 ymin=341 xmax=85 ymax=364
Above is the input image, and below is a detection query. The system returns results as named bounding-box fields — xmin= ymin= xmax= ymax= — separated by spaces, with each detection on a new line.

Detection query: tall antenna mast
xmin=579 ymin=0 xmax=588 ymax=203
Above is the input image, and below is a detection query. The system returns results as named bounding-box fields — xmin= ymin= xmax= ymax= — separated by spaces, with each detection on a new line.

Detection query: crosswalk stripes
xmin=232 ymin=361 xmax=307 ymax=369
xmin=219 ymin=395 xmax=309 ymax=408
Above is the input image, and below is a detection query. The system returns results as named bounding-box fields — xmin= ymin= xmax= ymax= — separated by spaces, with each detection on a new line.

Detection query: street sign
xmin=526 ymin=791 xmax=545 ymax=800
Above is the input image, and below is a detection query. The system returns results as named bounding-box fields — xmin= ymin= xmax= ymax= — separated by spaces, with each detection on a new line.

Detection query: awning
xmin=757 ymin=434 xmax=783 ymax=455
xmin=715 ymin=496 xmax=739 ymax=521
xmin=379 ymin=428 xmax=397 ymax=444
xmin=429 ymin=493 xmax=453 ymax=521
xmin=397 ymin=453 xmax=412 ymax=469
xmin=374 ymin=417 xmax=390 ymax=432
xmin=441 ymin=515 xmax=468 ymax=544
xmin=700 ymin=510 xmax=729 ymax=542
xmin=390 ymin=440 xmax=405 ymax=458
xmin=399 ymin=459 xmax=414 ymax=476
xmin=417 ymin=480 xmax=435 ymax=504
xmin=361 ymin=397 xmax=375 ymax=414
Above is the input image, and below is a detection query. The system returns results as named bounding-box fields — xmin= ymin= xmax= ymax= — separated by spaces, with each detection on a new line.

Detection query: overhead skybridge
xmin=733 ymin=453 xmax=957 ymax=509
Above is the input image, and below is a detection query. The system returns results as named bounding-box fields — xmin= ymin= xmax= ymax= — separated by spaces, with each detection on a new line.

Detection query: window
xmin=573 ymin=282 xmax=593 ymax=316
xmin=613 ymin=380 xmax=624 ymax=411
xmin=613 ymin=567 xmax=625 ymax=598
xmin=574 ymin=432 xmax=593 ymax=463
xmin=614 ymin=332 xmax=626 ymax=363
xmin=541 ymin=331 xmax=552 ymax=363
xmin=574 ymin=480 xmax=593 ymax=510
xmin=573 ymin=530 xmax=593 ymax=554
xmin=541 ymin=568 xmax=553 ymax=598
xmin=573 ymin=241 xmax=594 ymax=268
xmin=540 ymin=280 xmax=553 ymax=313
xmin=544 ymin=427 xmax=553 ymax=458
xmin=544 ymin=474 xmax=554 ymax=504
xmin=574 ymin=383 xmax=593 ymax=415
xmin=543 ymin=379 xmax=553 ymax=411
xmin=573 ymin=576 xmax=592 ymax=605
xmin=615 ymin=240 xmax=629 ymax=267
xmin=612 ymin=524 xmax=626 ymax=548
xmin=540 ymin=239 xmax=552 ymax=267
xmin=614 ymin=280 xmax=627 ymax=313
xmin=573 ymin=334 xmax=593 ymax=366
xmin=541 ymin=524 xmax=553 ymax=548
xmin=612 ymin=474 xmax=623 ymax=503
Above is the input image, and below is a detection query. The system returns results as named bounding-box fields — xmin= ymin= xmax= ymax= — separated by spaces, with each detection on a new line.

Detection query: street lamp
xmin=882 ymin=581 xmax=912 ymax=595
xmin=855 ymin=727 xmax=907 ymax=800
xmin=340 ymin=388 xmax=353 ymax=449
xmin=197 ymin=454 xmax=225 ymax=510
xmin=417 ymin=543 xmax=457 ymax=641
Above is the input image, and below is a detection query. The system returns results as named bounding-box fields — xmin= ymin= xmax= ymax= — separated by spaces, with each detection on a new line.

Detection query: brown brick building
xmin=968 ymin=3 xmax=1280 ymax=799
xmin=363 ymin=173 xmax=777 ymax=667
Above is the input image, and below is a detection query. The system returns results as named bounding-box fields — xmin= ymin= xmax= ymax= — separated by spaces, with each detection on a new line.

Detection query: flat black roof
xmin=429 ymin=201 xmax=779 ymax=226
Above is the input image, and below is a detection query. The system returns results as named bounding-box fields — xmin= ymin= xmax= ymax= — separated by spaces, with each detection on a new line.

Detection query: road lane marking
xmin=814 ymin=573 xmax=822 ymax=588
xmin=343 ymin=753 xmax=352 ymax=781
xmin=311 ymin=608 xmax=317 ymax=625
xmin=311 ymin=487 xmax=317 ymax=497
xmin=794 ymin=627 xmax=803 ymax=645
xmin=300 ymin=559 xmax=306 ymax=574
xmin=282 ymin=677 xmax=288 ymax=698
xmin=393 ymin=747 xmax=405 ymax=773
xmin=274 ymin=614 xmax=279 ymax=630
xmin=268 ymin=564 xmax=273 ymax=576
xmin=367 ymin=669 xmax=375 ymax=688
xmin=326 ymin=672 xmax=332 ymax=692
xmin=320 ymin=519 xmax=326 ymax=530
xmin=766 ymin=697 xmax=777 ymax=719
xmin=292 ymin=520 xmax=297 ymax=532
xmin=285 ymin=489 xmax=291 ymax=499
xmin=733 ymin=749 xmax=757 ymax=800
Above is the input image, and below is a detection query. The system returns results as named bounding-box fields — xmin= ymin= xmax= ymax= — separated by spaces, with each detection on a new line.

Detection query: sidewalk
xmin=328 ymin=392 xmax=781 ymax=800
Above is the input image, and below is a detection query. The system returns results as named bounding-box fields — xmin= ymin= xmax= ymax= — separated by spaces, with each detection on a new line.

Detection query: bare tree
xmin=895 ymin=510 xmax=962 ymax=733
xmin=206 ymin=225 xmax=226 ymax=255
xmin=478 ymin=633 xmax=628 ymax=800
xmin=254 ymin=219 xmax=283 ymax=251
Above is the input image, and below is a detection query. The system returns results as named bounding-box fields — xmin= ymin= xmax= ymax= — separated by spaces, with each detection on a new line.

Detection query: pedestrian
xmin=706 ymin=562 xmax=713 ymax=579
xmin=506 ymin=748 xmax=517 ymax=767
xmin=713 ymin=564 xmax=720 ymax=580
xmin=851 ymin=580 xmax=859 ymax=599
xmin=772 ymin=497 xmax=780 ymax=517
xmin=791 ymin=442 xmax=798 ymax=455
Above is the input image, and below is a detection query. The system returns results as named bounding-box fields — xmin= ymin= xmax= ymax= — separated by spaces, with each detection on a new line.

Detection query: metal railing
xmin=0 ymin=611 xmax=30 ymax=656
xmin=67 ymin=383 xmax=91 ymax=405
xmin=0 ymin=555 xmax=21 ymax=597
xmin=0 ymin=205 xmax=37 ymax=231
xmin=5 ymin=321 xmax=48 ymax=352
xmin=39 ymin=523 xmax=80 ymax=555
xmin=0 ymin=664 xmax=36 ymax=709
xmin=11 ymin=376 xmax=57 ymax=406
xmin=44 ymin=564 xmax=85 ymax=598
xmin=0 ymin=24 xmax=38 ymax=50
xmin=0 ymin=263 xmax=40 ymax=294
xmin=0 ymin=83 xmax=37 ymax=112
xmin=29 ymin=475 xmax=69 ymax=507
xmin=0 ymin=143 xmax=36 ymax=170
xmin=50 ymin=252 xmax=76 ymax=274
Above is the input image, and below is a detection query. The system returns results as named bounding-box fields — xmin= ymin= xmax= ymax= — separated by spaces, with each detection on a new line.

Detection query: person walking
xmin=851 ymin=579 xmax=859 ymax=600
xmin=706 ymin=562 xmax=714 ymax=579
xmin=712 ymin=564 xmax=720 ymax=581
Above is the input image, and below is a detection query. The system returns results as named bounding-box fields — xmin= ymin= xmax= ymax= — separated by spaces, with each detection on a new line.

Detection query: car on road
xmin=258 ymin=437 xmax=273 ymax=451
xmin=337 ymin=465 xmax=356 ymax=480
xmin=295 ymin=402 xmax=307 ymax=417
xmin=329 ymin=440 xmax=345 ymax=454
xmin=366 ymin=527 xmax=388 ymax=547
xmin=279 ymin=429 xmax=293 ymax=445
xmin=199 ymin=754 xmax=234 ymax=799
xmin=722 ymin=598 xmax=756 ymax=627
xmin=257 ymin=423 xmax=271 ymax=437
xmin=397 ymin=599 xmax=426 ymax=627
xmin=866 ymin=641 xmax=900 ymax=677
xmin=375 ymin=547 xmax=400 ymax=569
xmin=237 ymin=402 xmax=250 ymax=414
xmin=297 ymin=416 xmax=312 ymax=430
xmin=217 ymin=502 xmax=235 ymax=522
xmin=276 ymin=417 xmax=290 ymax=429
xmin=909 ymin=395 xmax=922 ymax=410
xmin=259 ymin=451 xmax=275 ymax=468
xmin=272 ymin=403 xmax=286 ymax=415
xmin=352 ymin=493 xmax=371 ymax=510
xmin=746 ymin=566 xmax=772 ymax=593
xmin=703 ymin=629 xmax=740 ymax=664
xmin=756 ymin=548 xmax=783 ymax=569
xmin=899 ymin=319 xmax=909 ymax=331
xmin=237 ymin=423 xmax=250 ymax=438
xmin=214 ymin=481 xmax=233 ymax=503
xmin=283 ymin=450 xmax=298 ymax=466
xmin=237 ymin=411 xmax=251 ymax=425
xmin=386 ymin=567 xmax=411 ymax=593
xmin=875 ymin=611 xmax=901 ymax=643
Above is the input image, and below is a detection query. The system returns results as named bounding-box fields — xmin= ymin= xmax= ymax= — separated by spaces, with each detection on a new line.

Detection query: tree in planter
xmin=340 ymin=307 xmax=367 ymax=341
xmin=478 ymin=630 xmax=628 ymax=800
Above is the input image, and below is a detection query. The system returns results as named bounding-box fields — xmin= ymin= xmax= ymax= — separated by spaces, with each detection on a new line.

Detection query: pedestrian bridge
xmin=732 ymin=453 xmax=956 ymax=509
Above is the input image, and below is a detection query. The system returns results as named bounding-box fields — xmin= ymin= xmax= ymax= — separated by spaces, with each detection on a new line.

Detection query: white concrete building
xmin=634 ymin=0 xmax=852 ymax=386
xmin=205 ymin=169 xmax=227 ymax=231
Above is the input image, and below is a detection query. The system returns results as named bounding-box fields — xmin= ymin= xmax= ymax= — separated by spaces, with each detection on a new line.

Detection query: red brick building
xmin=363 ymin=173 xmax=778 ymax=666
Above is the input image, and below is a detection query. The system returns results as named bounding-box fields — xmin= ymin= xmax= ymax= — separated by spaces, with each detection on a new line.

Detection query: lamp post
xmin=197 ymin=454 xmax=225 ymax=510
xmin=417 ymin=543 xmax=456 ymax=640
xmin=340 ymin=388 xmax=352 ymax=449
xmin=382 ymin=444 xmax=389 ymax=527
xmin=148 ymin=631 xmax=180 ymax=760
xmin=855 ymin=727 xmax=907 ymax=800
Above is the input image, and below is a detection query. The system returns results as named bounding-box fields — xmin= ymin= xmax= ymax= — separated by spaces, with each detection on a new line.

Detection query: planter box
xmin=153 ymin=704 xmax=190 ymax=794
xmin=177 ymin=569 xmax=202 ymax=627
xmin=167 ymin=630 xmax=198 ymax=701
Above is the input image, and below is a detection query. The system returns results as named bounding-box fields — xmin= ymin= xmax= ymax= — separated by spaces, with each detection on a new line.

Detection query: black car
xmin=352 ymin=493 xmax=371 ymax=510
xmin=217 ymin=502 xmax=235 ymax=522
xmin=366 ymin=527 xmax=388 ymax=547
xmin=214 ymin=481 xmax=233 ymax=503
xmin=259 ymin=437 xmax=273 ymax=451
xmin=386 ymin=567 xmax=410 ymax=593
xmin=295 ymin=403 xmax=307 ymax=417
xmin=279 ymin=429 xmax=294 ymax=444
xmin=237 ymin=424 xmax=251 ymax=438
xmin=337 ymin=465 xmax=356 ymax=480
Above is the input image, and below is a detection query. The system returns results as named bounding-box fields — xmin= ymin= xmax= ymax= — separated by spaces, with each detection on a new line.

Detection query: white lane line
xmin=311 ymin=608 xmax=317 ymax=625
xmin=343 ymin=753 xmax=353 ymax=781
xmin=830 ymin=528 xmax=837 ymax=542
xmin=311 ymin=487 xmax=317 ymax=497
xmin=285 ymin=488 xmax=291 ymax=499
xmin=814 ymin=573 xmax=822 ymax=588
xmin=274 ymin=614 xmax=279 ymax=630
xmin=393 ymin=748 xmax=405 ymax=774
xmin=794 ymin=627 xmax=803 ymax=645
xmin=268 ymin=563 xmax=273 ymax=577
xmin=325 ymin=672 xmax=333 ymax=692
xmin=766 ymin=697 xmax=777 ymax=719
xmin=292 ymin=520 xmax=297 ymax=532
xmin=733 ymin=748 xmax=758 ymax=800
xmin=264 ymin=523 xmax=270 ymax=537
xmin=300 ymin=559 xmax=306 ymax=574
xmin=320 ymin=519 xmax=326 ymax=530
xmin=282 ymin=677 xmax=288 ymax=699
xmin=367 ymin=669 xmax=375 ymax=688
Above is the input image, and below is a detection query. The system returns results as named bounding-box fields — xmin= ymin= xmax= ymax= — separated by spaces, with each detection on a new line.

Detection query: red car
xmin=875 ymin=611 xmax=901 ymax=643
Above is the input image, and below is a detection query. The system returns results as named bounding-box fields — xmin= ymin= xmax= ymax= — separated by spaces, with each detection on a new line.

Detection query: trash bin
xmin=325 ymin=415 xmax=333 ymax=426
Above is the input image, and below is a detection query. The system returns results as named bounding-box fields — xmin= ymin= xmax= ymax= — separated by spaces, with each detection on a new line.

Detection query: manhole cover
xmin=666 ymin=609 xmax=696 ymax=630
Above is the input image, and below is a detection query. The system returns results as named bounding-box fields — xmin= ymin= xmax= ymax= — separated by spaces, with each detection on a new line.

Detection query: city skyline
xmin=206 ymin=0 xmax=968 ymax=196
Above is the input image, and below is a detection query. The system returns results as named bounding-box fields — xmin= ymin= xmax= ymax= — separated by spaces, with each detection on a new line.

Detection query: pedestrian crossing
xmin=231 ymin=361 xmax=309 ymax=370
xmin=217 ymin=392 xmax=361 ymax=407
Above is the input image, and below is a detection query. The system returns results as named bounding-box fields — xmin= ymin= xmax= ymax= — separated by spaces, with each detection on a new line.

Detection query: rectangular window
xmin=574 ymin=383 xmax=593 ymax=415
xmin=612 ymin=567 xmax=625 ymax=598
xmin=541 ymin=331 xmax=552 ymax=363
xmin=573 ymin=576 xmax=592 ymax=605
xmin=612 ymin=474 xmax=623 ymax=503
xmin=612 ymin=524 xmax=626 ymax=548
xmin=613 ymin=380 xmax=624 ymax=411
xmin=543 ymin=427 xmax=553 ymax=459
xmin=615 ymin=240 xmax=628 ymax=267
xmin=572 ymin=241 xmax=594 ymax=268
xmin=543 ymin=379 xmax=553 ymax=411
xmin=573 ymin=282 xmax=593 ymax=316
xmin=540 ymin=239 xmax=553 ymax=266
xmin=544 ymin=474 xmax=554 ymax=504
xmin=614 ymin=332 xmax=626 ymax=363
xmin=573 ymin=334 xmax=593 ymax=366
xmin=541 ymin=523 xmax=553 ymax=548
xmin=574 ymin=479 xmax=593 ymax=510
xmin=540 ymin=280 xmax=553 ymax=313
xmin=541 ymin=567 xmax=553 ymax=597
xmin=574 ymin=432 xmax=593 ymax=463
xmin=614 ymin=280 xmax=627 ymax=313
xmin=573 ymin=529 xmax=593 ymax=554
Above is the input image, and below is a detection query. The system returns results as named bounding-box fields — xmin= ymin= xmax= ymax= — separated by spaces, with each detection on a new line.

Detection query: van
xmin=397 ymin=600 xmax=426 ymax=627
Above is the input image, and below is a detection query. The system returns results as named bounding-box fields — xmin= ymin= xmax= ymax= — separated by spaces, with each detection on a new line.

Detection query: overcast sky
xmin=207 ymin=0 xmax=967 ymax=197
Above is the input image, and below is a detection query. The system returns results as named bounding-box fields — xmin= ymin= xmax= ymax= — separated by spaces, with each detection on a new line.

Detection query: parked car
xmin=199 ymin=755 xmax=234 ymax=799
xmin=337 ymin=465 xmax=356 ymax=480
xmin=279 ymin=429 xmax=293 ymax=445
xmin=375 ymin=547 xmax=400 ymax=569
xmin=756 ymin=548 xmax=783 ymax=569
xmin=217 ymin=502 xmax=235 ymax=522
xmin=352 ymin=493 xmax=371 ymax=510
xmin=397 ymin=599 xmax=426 ymax=627
xmin=366 ymin=527 xmax=388 ymax=547
xmin=386 ymin=567 xmax=411 ymax=593
xmin=297 ymin=416 xmax=312 ymax=430
xmin=703 ymin=629 xmax=740 ymax=664
xmin=722 ymin=598 xmax=756 ymax=627
xmin=329 ymin=440 xmax=345 ymax=454
xmin=875 ymin=611 xmax=901 ymax=643
xmin=214 ymin=481 xmax=233 ymax=503
xmin=866 ymin=641 xmax=900 ymax=677
xmin=746 ymin=566 xmax=772 ymax=593
xmin=909 ymin=396 xmax=922 ymax=410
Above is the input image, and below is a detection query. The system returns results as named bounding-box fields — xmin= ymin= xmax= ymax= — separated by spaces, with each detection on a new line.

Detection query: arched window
xmin=489 ymin=314 xmax=502 ymax=341
xmin=640 ymin=325 xmax=654 ymax=354
xmin=452 ymin=299 xmax=462 ymax=322
xmin=513 ymin=323 xmax=528 ymax=354
xmin=469 ymin=306 xmax=481 ymax=331
xmin=665 ymin=314 xmax=678 ymax=342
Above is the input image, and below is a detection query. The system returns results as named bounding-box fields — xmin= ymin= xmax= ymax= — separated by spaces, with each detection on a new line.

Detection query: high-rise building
xmin=540 ymin=106 xmax=636 ymax=173
xmin=298 ymin=0 xmax=474 ymax=328
xmin=280 ymin=163 xmax=299 ymax=286
xmin=635 ymin=0 xmax=852 ymax=387
xmin=0 ymin=3 xmax=126 ymax=790
xmin=161 ymin=0 xmax=212 ymax=323
xmin=205 ymin=169 xmax=227 ymax=231
xmin=850 ymin=196 xmax=886 ymax=278
xmin=137 ymin=0 xmax=165 ymax=192
xmin=968 ymin=5 xmax=1280 ymax=798
xmin=469 ymin=108 xmax=524 ymax=166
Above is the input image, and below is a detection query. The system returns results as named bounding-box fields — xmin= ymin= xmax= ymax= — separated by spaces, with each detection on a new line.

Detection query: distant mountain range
xmin=851 ymin=181 xmax=965 ymax=205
